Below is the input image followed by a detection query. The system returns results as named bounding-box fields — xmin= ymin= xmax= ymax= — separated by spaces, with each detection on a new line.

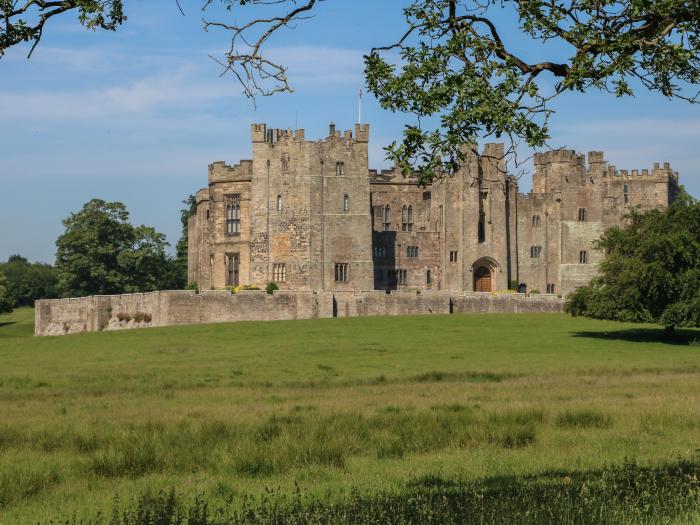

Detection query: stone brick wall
xmin=35 ymin=291 xmax=564 ymax=336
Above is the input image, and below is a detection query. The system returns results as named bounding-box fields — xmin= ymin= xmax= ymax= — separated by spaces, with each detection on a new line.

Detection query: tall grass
xmin=66 ymin=458 xmax=700 ymax=524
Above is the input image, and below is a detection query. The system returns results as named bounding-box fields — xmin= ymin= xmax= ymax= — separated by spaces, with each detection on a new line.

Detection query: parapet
xmin=208 ymin=159 xmax=253 ymax=184
xmin=252 ymin=122 xmax=368 ymax=146
xmin=602 ymin=160 xmax=678 ymax=181
xmin=195 ymin=188 xmax=209 ymax=204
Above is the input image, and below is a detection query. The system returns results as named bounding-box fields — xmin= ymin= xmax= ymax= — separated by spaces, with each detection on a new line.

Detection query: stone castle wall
xmin=34 ymin=290 xmax=564 ymax=336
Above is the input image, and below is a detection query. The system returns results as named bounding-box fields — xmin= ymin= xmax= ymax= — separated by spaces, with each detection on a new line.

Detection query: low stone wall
xmin=34 ymin=290 xmax=564 ymax=336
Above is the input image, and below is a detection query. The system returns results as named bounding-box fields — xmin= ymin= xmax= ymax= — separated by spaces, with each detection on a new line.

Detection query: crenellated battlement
xmin=603 ymin=161 xmax=678 ymax=181
xmin=250 ymin=122 xmax=370 ymax=148
xmin=208 ymin=159 xmax=253 ymax=184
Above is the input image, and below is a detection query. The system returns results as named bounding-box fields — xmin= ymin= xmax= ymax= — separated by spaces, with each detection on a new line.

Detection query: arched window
xmin=382 ymin=205 xmax=391 ymax=231
xmin=402 ymin=205 xmax=413 ymax=232
xmin=336 ymin=161 xmax=345 ymax=176
xmin=343 ymin=194 xmax=349 ymax=212
xmin=277 ymin=195 xmax=283 ymax=212
xmin=578 ymin=208 xmax=587 ymax=222
xmin=225 ymin=194 xmax=241 ymax=235
xmin=532 ymin=214 xmax=540 ymax=227
xmin=530 ymin=246 xmax=542 ymax=258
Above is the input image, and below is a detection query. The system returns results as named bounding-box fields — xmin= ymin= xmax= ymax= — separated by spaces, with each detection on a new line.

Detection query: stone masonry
xmin=189 ymin=123 xmax=679 ymax=295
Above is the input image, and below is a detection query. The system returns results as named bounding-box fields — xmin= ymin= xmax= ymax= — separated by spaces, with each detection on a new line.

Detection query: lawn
xmin=1 ymin=307 xmax=699 ymax=523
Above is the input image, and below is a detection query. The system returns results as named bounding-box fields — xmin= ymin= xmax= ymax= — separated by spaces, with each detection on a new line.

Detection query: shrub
xmin=529 ymin=289 xmax=541 ymax=295
xmin=143 ymin=313 xmax=152 ymax=323
xmin=116 ymin=312 xmax=131 ymax=322
xmin=186 ymin=282 xmax=199 ymax=293
xmin=556 ymin=409 xmax=612 ymax=429
xmin=266 ymin=282 xmax=279 ymax=294
xmin=133 ymin=312 xmax=145 ymax=323
xmin=508 ymin=279 xmax=520 ymax=291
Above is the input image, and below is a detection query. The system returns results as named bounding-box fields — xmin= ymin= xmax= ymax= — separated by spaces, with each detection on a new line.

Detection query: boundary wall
xmin=34 ymin=290 xmax=564 ymax=336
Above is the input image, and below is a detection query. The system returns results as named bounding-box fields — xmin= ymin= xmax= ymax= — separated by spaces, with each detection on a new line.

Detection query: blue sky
xmin=1 ymin=1 xmax=698 ymax=263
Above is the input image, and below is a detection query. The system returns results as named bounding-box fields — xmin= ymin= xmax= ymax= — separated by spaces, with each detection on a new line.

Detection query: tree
xmin=565 ymin=191 xmax=700 ymax=336
xmin=55 ymin=199 xmax=173 ymax=297
xmin=5 ymin=1 xmax=699 ymax=185
xmin=0 ymin=270 xmax=12 ymax=314
xmin=173 ymin=194 xmax=197 ymax=289
xmin=0 ymin=255 xmax=59 ymax=306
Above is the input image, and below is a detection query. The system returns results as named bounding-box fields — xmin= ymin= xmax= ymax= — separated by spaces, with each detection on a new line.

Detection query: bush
xmin=508 ymin=280 xmax=520 ymax=291
xmin=186 ymin=282 xmax=199 ymax=293
xmin=116 ymin=312 xmax=131 ymax=322
xmin=266 ymin=282 xmax=279 ymax=295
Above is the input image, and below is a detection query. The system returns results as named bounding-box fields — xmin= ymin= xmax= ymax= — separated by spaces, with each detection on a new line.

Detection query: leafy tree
xmin=55 ymin=199 xmax=173 ymax=297
xmin=0 ymin=255 xmax=59 ymax=306
xmin=0 ymin=270 xmax=12 ymax=314
xmin=5 ymin=1 xmax=698 ymax=185
xmin=173 ymin=194 xmax=197 ymax=289
xmin=565 ymin=191 xmax=700 ymax=336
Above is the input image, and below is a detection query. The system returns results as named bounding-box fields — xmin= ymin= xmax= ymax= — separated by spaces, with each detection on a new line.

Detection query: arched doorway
xmin=473 ymin=266 xmax=492 ymax=292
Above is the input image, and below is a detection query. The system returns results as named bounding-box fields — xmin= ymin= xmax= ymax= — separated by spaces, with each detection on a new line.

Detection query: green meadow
xmin=1 ymin=307 xmax=700 ymax=523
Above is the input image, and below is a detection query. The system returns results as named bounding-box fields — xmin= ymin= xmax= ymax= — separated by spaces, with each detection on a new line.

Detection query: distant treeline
xmin=0 ymin=196 xmax=196 ymax=312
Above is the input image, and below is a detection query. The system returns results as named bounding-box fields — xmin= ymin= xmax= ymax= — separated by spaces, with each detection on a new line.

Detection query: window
xmin=407 ymin=246 xmax=419 ymax=257
xmin=376 ymin=269 xmax=383 ymax=281
xmin=343 ymin=194 xmax=349 ymax=212
xmin=478 ymin=212 xmax=486 ymax=243
xmin=373 ymin=245 xmax=387 ymax=259
xmin=579 ymin=250 xmax=588 ymax=264
xmin=530 ymin=246 xmax=542 ymax=258
xmin=277 ymin=194 xmax=283 ymax=212
xmin=546 ymin=283 xmax=555 ymax=294
xmin=437 ymin=205 xmax=444 ymax=228
xmin=226 ymin=254 xmax=240 ymax=287
xmin=382 ymin=205 xmax=391 ymax=231
xmin=335 ymin=161 xmax=345 ymax=176
xmin=578 ymin=208 xmax=587 ymax=222
xmin=206 ymin=209 xmax=210 ymax=220
xmin=532 ymin=214 xmax=541 ymax=227
xmin=449 ymin=250 xmax=458 ymax=263
xmin=395 ymin=269 xmax=407 ymax=285
xmin=335 ymin=263 xmax=349 ymax=282
xmin=423 ymin=191 xmax=431 ymax=201
xmin=426 ymin=269 xmax=432 ymax=285
xmin=281 ymin=154 xmax=289 ymax=171
xmin=272 ymin=263 xmax=286 ymax=283
xmin=402 ymin=205 xmax=413 ymax=232
xmin=225 ymin=194 xmax=241 ymax=235
xmin=623 ymin=183 xmax=629 ymax=204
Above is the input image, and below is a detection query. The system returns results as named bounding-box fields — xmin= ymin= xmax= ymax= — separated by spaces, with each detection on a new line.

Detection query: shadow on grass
xmin=571 ymin=327 xmax=699 ymax=346
xmin=84 ymin=458 xmax=700 ymax=524
xmin=0 ymin=321 xmax=17 ymax=329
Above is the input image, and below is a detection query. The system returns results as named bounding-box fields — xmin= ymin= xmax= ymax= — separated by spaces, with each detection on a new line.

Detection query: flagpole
xmin=358 ymin=87 xmax=362 ymax=125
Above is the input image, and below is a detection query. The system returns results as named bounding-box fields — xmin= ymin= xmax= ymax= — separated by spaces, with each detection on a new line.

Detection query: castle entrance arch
xmin=471 ymin=257 xmax=499 ymax=292
xmin=473 ymin=266 xmax=492 ymax=292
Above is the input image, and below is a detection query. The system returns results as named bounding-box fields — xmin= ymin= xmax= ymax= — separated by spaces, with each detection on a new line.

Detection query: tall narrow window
xmin=382 ymin=205 xmax=391 ymax=231
xmin=225 ymin=194 xmax=241 ymax=235
xmin=343 ymin=194 xmax=349 ymax=212
xmin=623 ymin=183 xmax=629 ymax=204
xmin=281 ymin=153 xmax=289 ymax=171
xmin=336 ymin=162 xmax=345 ymax=176
xmin=426 ymin=269 xmax=432 ymax=285
xmin=273 ymin=263 xmax=286 ymax=283
xmin=579 ymin=250 xmax=588 ymax=264
xmin=478 ymin=212 xmax=486 ymax=243
xmin=578 ymin=208 xmax=587 ymax=222
xmin=277 ymin=194 xmax=283 ymax=212
xmin=334 ymin=263 xmax=349 ymax=282
xmin=546 ymin=283 xmax=555 ymax=294
xmin=407 ymin=246 xmax=418 ymax=257
xmin=530 ymin=246 xmax=542 ymax=258
xmin=226 ymin=254 xmax=240 ymax=287
xmin=449 ymin=250 xmax=458 ymax=263
xmin=401 ymin=205 xmax=413 ymax=232
xmin=532 ymin=215 xmax=541 ymax=227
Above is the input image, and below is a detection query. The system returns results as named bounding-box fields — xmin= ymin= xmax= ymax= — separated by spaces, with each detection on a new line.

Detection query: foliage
xmin=566 ymin=191 xmax=700 ymax=333
xmin=173 ymin=194 xmax=197 ymax=290
xmin=0 ymin=0 xmax=125 ymax=58
xmin=55 ymin=199 xmax=174 ymax=297
xmin=0 ymin=255 xmax=58 ymax=306
xmin=0 ymin=270 xmax=12 ymax=314
xmin=4 ymin=2 xmax=700 ymax=185
xmin=266 ymin=282 xmax=279 ymax=295
xmin=228 ymin=284 xmax=261 ymax=294
xmin=187 ymin=282 xmax=200 ymax=293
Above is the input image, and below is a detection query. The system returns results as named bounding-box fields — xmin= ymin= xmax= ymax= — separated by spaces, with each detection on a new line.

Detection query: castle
xmin=187 ymin=123 xmax=679 ymax=295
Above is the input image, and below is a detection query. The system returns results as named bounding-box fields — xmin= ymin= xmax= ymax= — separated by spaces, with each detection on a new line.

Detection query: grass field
xmin=1 ymin=307 xmax=699 ymax=523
